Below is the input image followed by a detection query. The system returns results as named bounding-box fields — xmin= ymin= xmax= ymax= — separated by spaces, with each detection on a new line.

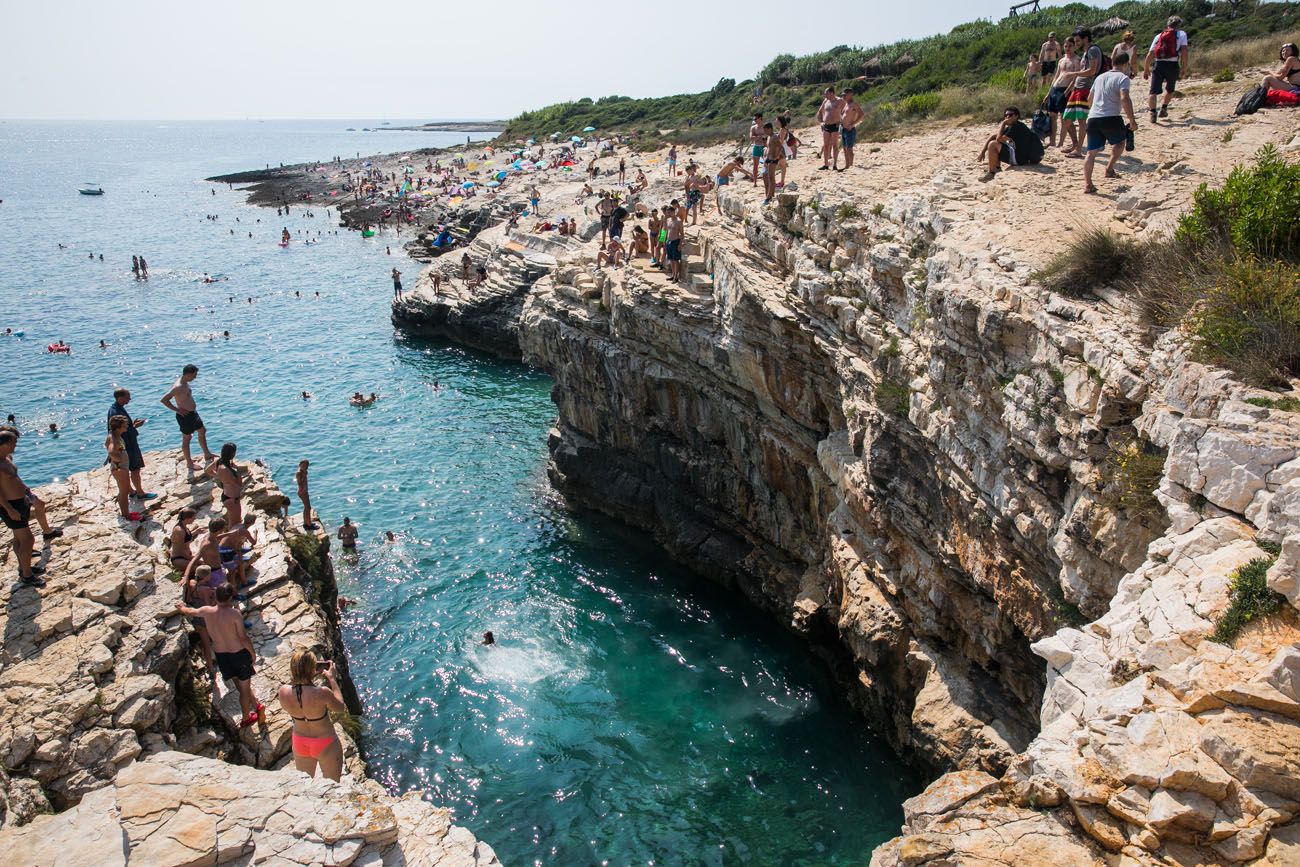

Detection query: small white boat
xmin=78 ymin=183 xmax=104 ymax=196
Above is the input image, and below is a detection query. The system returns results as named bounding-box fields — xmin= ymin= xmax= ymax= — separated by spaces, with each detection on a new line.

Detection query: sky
xmin=2 ymin=0 xmax=1061 ymax=120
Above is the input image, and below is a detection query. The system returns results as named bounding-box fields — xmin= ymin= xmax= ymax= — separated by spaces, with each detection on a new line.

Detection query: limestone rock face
xmin=390 ymin=98 xmax=1300 ymax=861
xmin=0 ymin=751 xmax=499 ymax=867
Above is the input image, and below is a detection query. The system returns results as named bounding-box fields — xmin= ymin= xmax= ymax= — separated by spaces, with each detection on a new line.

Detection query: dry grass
xmin=1193 ymin=30 xmax=1300 ymax=78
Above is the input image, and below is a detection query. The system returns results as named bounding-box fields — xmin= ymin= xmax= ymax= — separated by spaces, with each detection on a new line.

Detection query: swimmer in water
xmin=99 ymin=340 xmax=108 ymax=348
xmin=385 ymin=531 xmax=396 ymax=542
xmin=482 ymin=631 xmax=495 ymax=646
xmin=301 ymin=391 xmax=312 ymax=400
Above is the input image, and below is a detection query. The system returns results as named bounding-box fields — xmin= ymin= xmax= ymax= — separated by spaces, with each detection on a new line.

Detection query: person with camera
xmin=278 ymin=649 xmax=347 ymax=780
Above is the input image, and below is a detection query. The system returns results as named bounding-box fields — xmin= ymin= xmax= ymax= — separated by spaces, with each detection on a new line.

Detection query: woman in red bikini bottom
xmin=278 ymin=649 xmax=347 ymax=780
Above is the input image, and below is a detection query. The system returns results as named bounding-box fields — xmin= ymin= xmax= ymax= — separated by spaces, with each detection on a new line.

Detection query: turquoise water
xmin=0 ymin=120 xmax=920 ymax=864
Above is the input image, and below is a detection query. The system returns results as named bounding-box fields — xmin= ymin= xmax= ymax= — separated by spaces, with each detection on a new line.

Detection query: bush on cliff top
xmin=1178 ymin=146 xmax=1300 ymax=261
xmin=503 ymin=2 xmax=1298 ymax=142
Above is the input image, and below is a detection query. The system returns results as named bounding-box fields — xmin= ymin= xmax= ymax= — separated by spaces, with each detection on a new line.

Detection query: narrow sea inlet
xmin=0 ymin=120 xmax=920 ymax=864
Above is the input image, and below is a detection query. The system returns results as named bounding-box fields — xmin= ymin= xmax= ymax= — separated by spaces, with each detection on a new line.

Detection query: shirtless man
xmin=0 ymin=431 xmax=41 ymax=587
xmin=178 ymin=583 xmax=262 ymax=727
xmin=160 ymin=364 xmax=212 ymax=471
xmin=748 ymin=113 xmax=765 ymax=185
xmin=184 ymin=564 xmax=220 ymax=686
xmin=664 ymin=204 xmax=684 ymax=284
xmin=184 ymin=517 xmax=236 ymax=596
xmin=714 ymin=156 xmax=752 ymax=213
xmin=1039 ymin=32 xmax=1062 ymax=82
xmin=684 ymin=165 xmax=711 ymax=225
xmin=0 ymin=426 xmax=62 ymax=542
xmin=596 ymin=237 xmax=624 ymax=269
xmin=391 ymin=267 xmax=402 ymax=300
xmin=1046 ymin=38 xmax=1081 ymax=149
xmin=596 ymin=192 xmax=616 ymax=245
xmin=840 ymin=89 xmax=865 ymax=169
xmin=295 ymin=459 xmax=317 ymax=530
xmin=337 ymin=516 xmax=359 ymax=552
xmin=817 ymin=87 xmax=847 ymax=171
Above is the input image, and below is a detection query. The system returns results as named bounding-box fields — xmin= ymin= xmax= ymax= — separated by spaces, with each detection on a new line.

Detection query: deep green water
xmin=0 ymin=120 xmax=920 ymax=864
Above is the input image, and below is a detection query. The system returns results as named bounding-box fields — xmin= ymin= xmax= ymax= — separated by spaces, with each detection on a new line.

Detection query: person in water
xmin=482 ymin=631 xmax=495 ymax=646
xmin=337 ymin=517 xmax=358 ymax=551
xmin=160 ymin=364 xmax=212 ymax=471
xmin=278 ymin=649 xmax=346 ymax=780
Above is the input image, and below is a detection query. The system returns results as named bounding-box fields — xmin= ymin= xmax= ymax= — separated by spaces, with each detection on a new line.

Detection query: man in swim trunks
xmin=337 ymin=516 xmax=359 ymax=552
xmin=666 ymin=145 xmax=677 ymax=175
xmin=0 ymin=425 xmax=62 ymax=543
xmin=109 ymin=388 xmax=154 ymax=502
xmin=748 ymin=114 xmax=765 ymax=185
xmin=664 ymin=204 xmax=684 ymax=284
xmin=160 ymin=364 xmax=212 ymax=471
xmin=817 ymin=87 xmax=846 ymax=171
xmin=184 ymin=564 xmax=220 ymax=686
xmin=392 ymin=267 xmax=402 ymax=300
xmin=840 ymin=89 xmax=865 ymax=169
xmin=714 ymin=156 xmax=752 ymax=214
xmin=178 ymin=583 xmax=262 ymax=727
xmin=0 ymin=431 xmax=41 ymax=587
xmin=596 ymin=192 xmax=615 ymax=245
xmin=1039 ymin=32 xmax=1061 ymax=81
xmin=184 ymin=517 xmax=236 ymax=596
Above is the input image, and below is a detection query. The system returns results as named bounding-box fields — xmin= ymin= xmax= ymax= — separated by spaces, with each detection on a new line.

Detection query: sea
xmin=0 ymin=119 xmax=920 ymax=865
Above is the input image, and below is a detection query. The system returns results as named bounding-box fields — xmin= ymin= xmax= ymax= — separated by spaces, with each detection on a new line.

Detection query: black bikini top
xmin=290 ymin=684 xmax=329 ymax=722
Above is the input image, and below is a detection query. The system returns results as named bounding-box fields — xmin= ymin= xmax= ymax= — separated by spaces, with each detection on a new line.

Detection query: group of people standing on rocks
xmin=4 ymin=359 xmax=355 ymax=782
xmin=982 ymin=18 xmax=1191 ymax=194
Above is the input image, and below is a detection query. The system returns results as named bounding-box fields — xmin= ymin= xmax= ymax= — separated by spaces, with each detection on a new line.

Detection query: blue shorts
xmin=751 ymin=145 xmax=764 ymax=158
xmin=665 ymin=239 xmax=682 ymax=261
xmin=716 ymin=174 xmax=729 ymax=186
xmin=841 ymin=127 xmax=857 ymax=148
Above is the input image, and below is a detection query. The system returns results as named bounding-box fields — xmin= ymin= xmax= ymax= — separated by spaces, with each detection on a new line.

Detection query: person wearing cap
xmin=1143 ymin=15 xmax=1189 ymax=123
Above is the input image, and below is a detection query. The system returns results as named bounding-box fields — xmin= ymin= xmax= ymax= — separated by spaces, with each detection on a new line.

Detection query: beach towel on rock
xmin=1265 ymin=88 xmax=1300 ymax=107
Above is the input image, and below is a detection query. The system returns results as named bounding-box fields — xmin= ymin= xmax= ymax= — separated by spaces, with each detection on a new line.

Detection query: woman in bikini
xmin=207 ymin=442 xmax=243 ymax=527
xmin=278 ymin=649 xmax=346 ymax=780
xmin=106 ymin=416 xmax=141 ymax=521
xmin=169 ymin=507 xmax=198 ymax=574
xmin=1262 ymin=43 xmax=1300 ymax=92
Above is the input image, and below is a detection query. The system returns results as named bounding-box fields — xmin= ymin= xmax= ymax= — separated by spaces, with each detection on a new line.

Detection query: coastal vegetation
xmin=1040 ymin=147 xmax=1300 ymax=388
xmin=1210 ymin=553 xmax=1286 ymax=644
xmin=502 ymin=1 xmax=1299 ymax=145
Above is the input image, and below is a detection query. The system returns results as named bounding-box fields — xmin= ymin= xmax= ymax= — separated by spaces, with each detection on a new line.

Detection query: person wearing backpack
xmin=1143 ymin=15 xmax=1189 ymax=124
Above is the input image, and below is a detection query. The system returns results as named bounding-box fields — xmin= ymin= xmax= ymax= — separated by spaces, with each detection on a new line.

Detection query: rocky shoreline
xmin=386 ymin=73 xmax=1300 ymax=864
xmin=0 ymin=451 xmax=497 ymax=865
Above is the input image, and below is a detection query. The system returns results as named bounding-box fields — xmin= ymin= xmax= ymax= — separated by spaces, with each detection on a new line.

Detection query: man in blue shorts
xmin=1084 ymin=53 xmax=1138 ymax=194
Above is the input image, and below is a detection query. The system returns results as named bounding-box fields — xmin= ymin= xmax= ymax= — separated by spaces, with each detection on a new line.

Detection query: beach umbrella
xmin=461 ymin=181 xmax=475 ymax=188
xmin=583 ymin=126 xmax=596 ymax=132
xmin=571 ymin=136 xmax=583 ymax=142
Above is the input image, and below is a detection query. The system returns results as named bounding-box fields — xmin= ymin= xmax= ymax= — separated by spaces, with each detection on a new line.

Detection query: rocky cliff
xmin=0 ymin=452 xmax=497 ymax=865
xmin=391 ymin=81 xmax=1300 ymax=863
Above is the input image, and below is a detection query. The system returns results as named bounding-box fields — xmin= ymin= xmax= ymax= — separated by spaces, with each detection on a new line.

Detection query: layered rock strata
xmin=0 ymin=452 xmax=495 ymax=864
xmin=390 ymin=107 xmax=1300 ymax=860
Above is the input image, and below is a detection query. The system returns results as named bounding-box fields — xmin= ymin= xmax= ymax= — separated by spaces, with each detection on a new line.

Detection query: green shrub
xmin=1035 ymin=228 xmax=1139 ymax=298
xmin=1211 ymin=556 xmax=1285 ymax=644
xmin=875 ymin=378 xmax=911 ymax=417
xmin=899 ymin=92 xmax=941 ymax=116
xmin=1245 ymin=395 xmax=1300 ymax=412
xmin=1177 ymin=146 xmax=1300 ymax=260
xmin=287 ymin=532 xmax=325 ymax=577
xmin=1100 ymin=441 xmax=1166 ymax=521
xmin=836 ymin=203 xmax=863 ymax=222
xmin=1189 ymin=256 xmax=1300 ymax=386
xmin=1212 ymin=68 xmax=1236 ymax=82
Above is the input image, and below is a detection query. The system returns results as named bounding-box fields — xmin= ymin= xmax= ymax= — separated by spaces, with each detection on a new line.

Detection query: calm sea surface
xmin=0 ymin=119 xmax=919 ymax=865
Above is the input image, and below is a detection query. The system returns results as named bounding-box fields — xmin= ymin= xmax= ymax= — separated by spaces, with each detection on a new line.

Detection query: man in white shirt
xmin=1084 ymin=54 xmax=1138 ymax=194
xmin=1143 ymin=15 xmax=1190 ymax=123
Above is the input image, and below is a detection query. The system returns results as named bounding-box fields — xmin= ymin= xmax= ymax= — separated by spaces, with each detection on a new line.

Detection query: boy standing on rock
xmin=178 ymin=583 xmax=263 ymax=727
xmin=748 ymin=113 xmax=765 ymax=185
xmin=840 ymin=89 xmax=865 ymax=170
xmin=664 ymin=203 xmax=684 ymax=284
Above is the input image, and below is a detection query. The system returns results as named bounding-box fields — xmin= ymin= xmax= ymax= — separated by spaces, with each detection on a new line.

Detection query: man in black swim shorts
xmin=0 ymin=431 xmax=42 ymax=588
xmin=160 ymin=363 xmax=212 ymax=471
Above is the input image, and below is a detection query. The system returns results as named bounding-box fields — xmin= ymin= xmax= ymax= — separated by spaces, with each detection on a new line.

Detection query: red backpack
xmin=1154 ymin=28 xmax=1180 ymax=60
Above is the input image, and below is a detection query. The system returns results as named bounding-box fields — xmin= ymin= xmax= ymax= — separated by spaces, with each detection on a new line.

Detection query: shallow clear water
xmin=0 ymin=120 xmax=920 ymax=864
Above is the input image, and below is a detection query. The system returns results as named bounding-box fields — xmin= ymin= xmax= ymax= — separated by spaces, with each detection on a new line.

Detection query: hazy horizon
xmin=4 ymin=0 xmax=1062 ymax=121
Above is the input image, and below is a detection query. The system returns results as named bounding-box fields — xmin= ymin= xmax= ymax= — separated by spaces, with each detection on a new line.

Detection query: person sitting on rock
xmin=1262 ymin=42 xmax=1300 ymax=93
xmin=596 ymin=237 xmax=625 ymax=269
xmin=978 ymin=106 xmax=1044 ymax=181
xmin=278 ymin=649 xmax=347 ymax=781
xmin=630 ymin=224 xmax=650 ymax=258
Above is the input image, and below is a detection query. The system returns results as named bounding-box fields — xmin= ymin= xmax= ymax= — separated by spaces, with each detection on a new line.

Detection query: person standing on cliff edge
xmin=392 ymin=267 xmax=402 ymax=300
xmin=0 ymin=431 xmax=43 ymax=588
xmin=178 ymin=583 xmax=264 ymax=728
xmin=161 ymin=364 xmax=212 ymax=472
xmin=109 ymin=387 xmax=155 ymax=502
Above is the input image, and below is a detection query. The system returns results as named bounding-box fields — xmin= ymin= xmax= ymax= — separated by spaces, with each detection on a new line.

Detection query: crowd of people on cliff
xmin=3 ymin=363 xmax=364 ymax=783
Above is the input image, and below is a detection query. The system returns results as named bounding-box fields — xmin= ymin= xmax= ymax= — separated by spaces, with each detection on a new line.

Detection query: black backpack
xmin=1031 ymin=108 xmax=1052 ymax=139
xmin=1235 ymin=85 xmax=1268 ymax=116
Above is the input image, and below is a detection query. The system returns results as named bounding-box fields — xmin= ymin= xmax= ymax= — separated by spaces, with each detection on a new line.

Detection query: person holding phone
xmin=278 ymin=649 xmax=347 ymax=780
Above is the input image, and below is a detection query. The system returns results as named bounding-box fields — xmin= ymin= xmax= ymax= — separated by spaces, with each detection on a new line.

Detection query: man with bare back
xmin=0 ymin=431 xmax=42 ymax=587
xmin=817 ymin=87 xmax=847 ymax=171
xmin=161 ymin=364 xmax=212 ymax=470
xmin=178 ymin=584 xmax=263 ymax=727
